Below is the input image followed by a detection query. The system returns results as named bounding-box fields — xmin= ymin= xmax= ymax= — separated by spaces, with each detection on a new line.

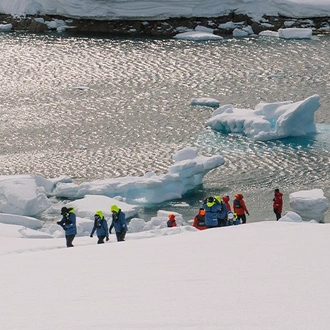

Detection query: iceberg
xmin=278 ymin=28 xmax=313 ymax=39
xmin=206 ymin=94 xmax=320 ymax=141
xmin=289 ymin=188 xmax=329 ymax=222
xmin=53 ymin=147 xmax=225 ymax=204
xmin=173 ymin=31 xmax=223 ymax=41
xmin=0 ymin=147 xmax=225 ymax=221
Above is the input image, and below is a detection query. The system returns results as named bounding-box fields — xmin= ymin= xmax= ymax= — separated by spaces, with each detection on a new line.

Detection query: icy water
xmin=1 ymin=32 xmax=330 ymax=221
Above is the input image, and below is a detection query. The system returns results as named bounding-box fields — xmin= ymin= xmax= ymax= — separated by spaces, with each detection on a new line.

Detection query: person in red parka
xmin=167 ymin=214 xmax=177 ymax=227
xmin=233 ymin=194 xmax=249 ymax=224
xmin=273 ymin=188 xmax=283 ymax=220
xmin=222 ymin=195 xmax=231 ymax=212
xmin=193 ymin=208 xmax=207 ymax=230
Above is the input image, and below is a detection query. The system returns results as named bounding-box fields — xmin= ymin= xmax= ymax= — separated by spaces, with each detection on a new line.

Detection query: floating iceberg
xmin=53 ymin=147 xmax=225 ymax=204
xmin=173 ymin=31 xmax=223 ymax=41
xmin=0 ymin=23 xmax=12 ymax=31
xmin=190 ymin=97 xmax=220 ymax=108
xmin=278 ymin=28 xmax=313 ymax=39
xmin=259 ymin=28 xmax=313 ymax=39
xmin=206 ymin=94 xmax=320 ymax=141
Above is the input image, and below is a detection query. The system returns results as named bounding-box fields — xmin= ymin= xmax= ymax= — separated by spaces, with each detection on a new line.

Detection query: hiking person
xmin=90 ymin=210 xmax=109 ymax=244
xmin=202 ymin=196 xmax=227 ymax=228
xmin=233 ymin=194 xmax=249 ymax=224
xmin=167 ymin=214 xmax=177 ymax=227
xmin=273 ymin=188 xmax=283 ymax=220
xmin=57 ymin=207 xmax=77 ymax=247
xmin=193 ymin=208 xmax=207 ymax=230
xmin=222 ymin=195 xmax=231 ymax=212
xmin=215 ymin=196 xmax=228 ymax=227
xmin=109 ymin=204 xmax=127 ymax=242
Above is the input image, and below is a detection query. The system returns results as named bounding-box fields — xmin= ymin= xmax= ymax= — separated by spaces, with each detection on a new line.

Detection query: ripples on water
xmin=0 ymin=32 xmax=330 ymax=221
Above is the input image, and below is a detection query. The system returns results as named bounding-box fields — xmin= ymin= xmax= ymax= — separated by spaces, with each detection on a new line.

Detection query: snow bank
xmin=1 ymin=0 xmax=330 ymax=21
xmin=289 ymin=189 xmax=329 ymax=222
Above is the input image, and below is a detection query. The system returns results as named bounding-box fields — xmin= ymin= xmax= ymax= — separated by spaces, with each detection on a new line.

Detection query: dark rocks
xmin=0 ymin=13 xmax=329 ymax=36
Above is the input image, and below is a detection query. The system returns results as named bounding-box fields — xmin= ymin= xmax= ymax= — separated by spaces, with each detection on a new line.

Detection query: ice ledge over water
xmin=53 ymin=147 xmax=225 ymax=204
xmin=206 ymin=94 xmax=320 ymax=141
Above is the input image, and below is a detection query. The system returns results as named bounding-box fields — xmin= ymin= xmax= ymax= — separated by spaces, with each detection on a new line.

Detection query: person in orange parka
xmin=167 ymin=214 xmax=177 ymax=227
xmin=193 ymin=208 xmax=207 ymax=230
xmin=233 ymin=194 xmax=249 ymax=224
xmin=222 ymin=195 xmax=231 ymax=212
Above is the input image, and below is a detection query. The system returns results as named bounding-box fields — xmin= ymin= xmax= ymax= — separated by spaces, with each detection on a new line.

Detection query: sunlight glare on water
xmin=0 ymin=32 xmax=330 ymax=221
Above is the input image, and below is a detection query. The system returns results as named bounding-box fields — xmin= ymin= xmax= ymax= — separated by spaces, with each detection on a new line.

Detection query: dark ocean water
xmin=1 ymin=32 xmax=330 ymax=221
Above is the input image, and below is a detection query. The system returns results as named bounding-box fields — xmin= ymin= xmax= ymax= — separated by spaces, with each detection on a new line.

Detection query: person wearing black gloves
xmin=57 ymin=207 xmax=77 ymax=247
xmin=109 ymin=204 xmax=127 ymax=242
xmin=233 ymin=194 xmax=249 ymax=224
xmin=90 ymin=210 xmax=109 ymax=244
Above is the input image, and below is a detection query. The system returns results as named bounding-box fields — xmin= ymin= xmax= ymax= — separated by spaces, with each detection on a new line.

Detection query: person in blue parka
xmin=90 ymin=210 xmax=109 ymax=244
xmin=57 ymin=207 xmax=77 ymax=247
xmin=202 ymin=196 xmax=228 ymax=228
xmin=109 ymin=204 xmax=127 ymax=242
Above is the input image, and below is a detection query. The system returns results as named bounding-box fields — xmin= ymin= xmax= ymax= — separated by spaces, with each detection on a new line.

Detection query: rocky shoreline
xmin=1 ymin=13 xmax=330 ymax=36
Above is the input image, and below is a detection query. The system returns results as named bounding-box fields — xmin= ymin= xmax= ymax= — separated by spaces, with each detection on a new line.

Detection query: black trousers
xmin=97 ymin=236 xmax=106 ymax=244
xmin=275 ymin=212 xmax=282 ymax=220
xmin=115 ymin=231 xmax=126 ymax=242
xmin=218 ymin=218 xmax=227 ymax=227
xmin=237 ymin=214 xmax=247 ymax=224
xmin=65 ymin=235 xmax=75 ymax=247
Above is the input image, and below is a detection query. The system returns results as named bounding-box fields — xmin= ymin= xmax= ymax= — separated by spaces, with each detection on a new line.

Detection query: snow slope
xmin=1 ymin=0 xmax=330 ymax=20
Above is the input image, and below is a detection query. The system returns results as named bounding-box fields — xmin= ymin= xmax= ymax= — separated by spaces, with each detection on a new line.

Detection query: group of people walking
xmin=57 ymin=204 xmax=127 ymax=247
xmin=57 ymin=189 xmax=283 ymax=246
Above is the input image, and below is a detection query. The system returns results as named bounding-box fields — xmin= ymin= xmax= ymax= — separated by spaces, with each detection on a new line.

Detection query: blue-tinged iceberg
xmin=206 ymin=94 xmax=320 ymax=141
xmin=53 ymin=147 xmax=225 ymax=204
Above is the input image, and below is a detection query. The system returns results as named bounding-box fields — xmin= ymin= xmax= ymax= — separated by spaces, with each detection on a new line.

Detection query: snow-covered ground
xmin=0 ymin=168 xmax=329 ymax=329
xmin=0 ymin=0 xmax=330 ymax=20
xmin=1 ymin=1 xmax=330 ymax=328
xmin=2 ymin=218 xmax=330 ymax=329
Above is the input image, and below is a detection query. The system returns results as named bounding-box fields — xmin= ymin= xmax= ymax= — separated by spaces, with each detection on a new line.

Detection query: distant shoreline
xmin=1 ymin=13 xmax=329 ymax=36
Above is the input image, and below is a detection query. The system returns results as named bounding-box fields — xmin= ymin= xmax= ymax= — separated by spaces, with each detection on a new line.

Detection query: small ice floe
xmin=71 ymin=86 xmax=90 ymax=91
xmin=259 ymin=30 xmax=280 ymax=38
xmin=195 ymin=25 xmax=214 ymax=33
xmin=0 ymin=24 xmax=12 ymax=32
xmin=174 ymin=31 xmax=223 ymax=41
xmin=233 ymin=26 xmax=254 ymax=37
xmin=190 ymin=97 xmax=220 ymax=108
xmin=278 ymin=28 xmax=313 ymax=39
xmin=45 ymin=19 xmax=75 ymax=32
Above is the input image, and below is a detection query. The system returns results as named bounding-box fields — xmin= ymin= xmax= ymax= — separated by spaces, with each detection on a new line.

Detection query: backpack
xmin=196 ymin=215 xmax=205 ymax=227
xmin=167 ymin=220 xmax=173 ymax=228
xmin=234 ymin=199 xmax=242 ymax=209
